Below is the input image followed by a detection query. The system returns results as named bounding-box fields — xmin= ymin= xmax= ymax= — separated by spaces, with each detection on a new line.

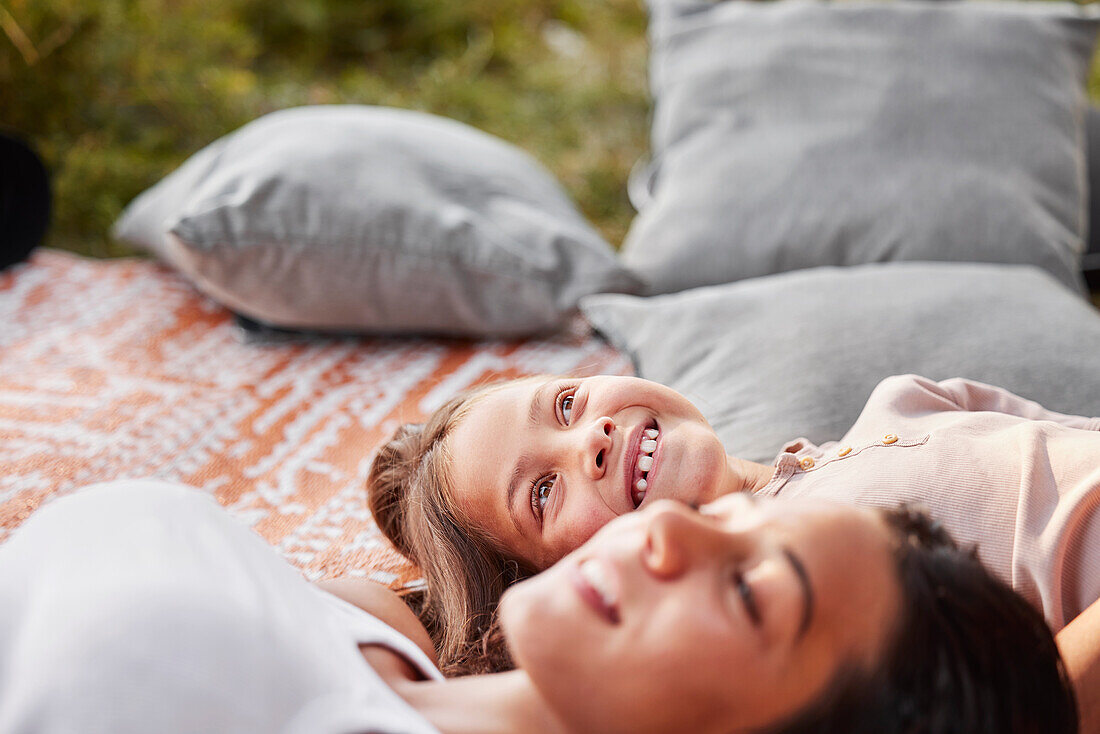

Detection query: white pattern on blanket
xmin=0 ymin=250 xmax=630 ymax=585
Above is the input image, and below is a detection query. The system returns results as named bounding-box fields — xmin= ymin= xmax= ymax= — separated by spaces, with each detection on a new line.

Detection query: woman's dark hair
xmin=772 ymin=505 xmax=1078 ymax=734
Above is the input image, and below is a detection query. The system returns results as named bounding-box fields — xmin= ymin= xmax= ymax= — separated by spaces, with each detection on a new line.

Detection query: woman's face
xmin=444 ymin=376 xmax=738 ymax=569
xmin=501 ymin=495 xmax=901 ymax=734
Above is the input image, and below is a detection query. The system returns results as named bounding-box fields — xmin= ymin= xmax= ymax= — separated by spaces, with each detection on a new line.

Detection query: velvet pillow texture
xmin=623 ymin=0 xmax=1100 ymax=295
xmin=112 ymin=105 xmax=642 ymax=337
xmin=581 ymin=263 xmax=1100 ymax=464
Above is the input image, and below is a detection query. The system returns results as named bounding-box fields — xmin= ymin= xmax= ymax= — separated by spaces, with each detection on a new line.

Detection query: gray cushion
xmin=581 ymin=263 xmax=1100 ymax=463
xmin=113 ymin=105 xmax=642 ymax=337
xmin=623 ymin=0 xmax=1099 ymax=295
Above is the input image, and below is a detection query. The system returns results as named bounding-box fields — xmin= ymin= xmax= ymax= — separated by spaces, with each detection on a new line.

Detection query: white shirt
xmin=0 ymin=480 xmax=442 ymax=734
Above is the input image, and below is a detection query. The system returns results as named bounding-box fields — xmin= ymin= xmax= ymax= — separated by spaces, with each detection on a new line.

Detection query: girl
xmin=0 ymin=480 xmax=1076 ymax=733
xmin=368 ymin=373 xmax=1100 ymax=680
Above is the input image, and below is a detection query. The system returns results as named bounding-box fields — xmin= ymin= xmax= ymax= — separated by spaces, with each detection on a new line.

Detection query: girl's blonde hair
xmin=366 ymin=383 xmax=530 ymax=675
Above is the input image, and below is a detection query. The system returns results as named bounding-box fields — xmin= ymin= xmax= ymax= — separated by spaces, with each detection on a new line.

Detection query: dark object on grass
xmin=0 ymin=132 xmax=51 ymax=271
xmin=1085 ymin=107 xmax=1100 ymax=291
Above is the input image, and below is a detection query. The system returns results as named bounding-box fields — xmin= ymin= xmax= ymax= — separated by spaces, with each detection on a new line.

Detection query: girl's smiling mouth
xmin=627 ymin=422 xmax=659 ymax=509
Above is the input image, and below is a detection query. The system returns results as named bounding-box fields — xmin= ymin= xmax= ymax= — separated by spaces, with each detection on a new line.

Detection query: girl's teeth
xmin=633 ymin=427 xmax=658 ymax=507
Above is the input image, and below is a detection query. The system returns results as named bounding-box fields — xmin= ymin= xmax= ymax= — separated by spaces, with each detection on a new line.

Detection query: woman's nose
xmin=642 ymin=500 xmax=749 ymax=579
xmin=577 ymin=416 xmax=614 ymax=480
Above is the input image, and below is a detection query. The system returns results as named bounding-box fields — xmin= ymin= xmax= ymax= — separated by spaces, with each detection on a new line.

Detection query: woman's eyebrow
xmin=783 ymin=547 xmax=815 ymax=641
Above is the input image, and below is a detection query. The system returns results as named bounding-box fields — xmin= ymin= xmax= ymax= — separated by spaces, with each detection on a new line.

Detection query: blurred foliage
xmin=0 ymin=0 xmax=649 ymax=256
xmin=6 ymin=1 xmax=1100 ymax=259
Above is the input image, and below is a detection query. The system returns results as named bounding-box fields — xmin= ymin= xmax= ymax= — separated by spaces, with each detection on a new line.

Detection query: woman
xmin=0 ymin=480 xmax=1077 ymax=733
xmin=368 ymin=373 xmax=1100 ymax=677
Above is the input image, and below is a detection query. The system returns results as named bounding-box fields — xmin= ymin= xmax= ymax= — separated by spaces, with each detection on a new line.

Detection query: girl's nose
xmin=578 ymin=416 xmax=615 ymax=480
xmin=642 ymin=500 xmax=752 ymax=579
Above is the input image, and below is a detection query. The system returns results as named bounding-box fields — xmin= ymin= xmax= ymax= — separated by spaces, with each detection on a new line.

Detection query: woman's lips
xmin=570 ymin=557 xmax=621 ymax=625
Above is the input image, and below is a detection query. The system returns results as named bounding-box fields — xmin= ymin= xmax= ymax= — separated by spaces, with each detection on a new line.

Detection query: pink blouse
xmin=757 ymin=374 xmax=1100 ymax=632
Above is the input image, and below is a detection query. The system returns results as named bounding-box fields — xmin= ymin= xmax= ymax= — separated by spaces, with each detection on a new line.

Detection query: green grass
xmin=1 ymin=0 xmax=649 ymax=257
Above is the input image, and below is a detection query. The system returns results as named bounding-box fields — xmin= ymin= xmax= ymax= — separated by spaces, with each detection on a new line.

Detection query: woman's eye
xmin=736 ymin=572 xmax=762 ymax=627
xmin=561 ymin=394 xmax=574 ymax=424
xmin=530 ymin=476 xmax=555 ymax=519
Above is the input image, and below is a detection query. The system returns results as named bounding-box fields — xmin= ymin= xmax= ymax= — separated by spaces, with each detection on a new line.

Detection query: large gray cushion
xmin=623 ymin=0 xmax=1099 ymax=295
xmin=581 ymin=263 xmax=1100 ymax=463
xmin=113 ymin=106 xmax=642 ymax=337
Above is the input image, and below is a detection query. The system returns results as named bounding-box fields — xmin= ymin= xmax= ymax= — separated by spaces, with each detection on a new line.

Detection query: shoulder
xmin=867 ymin=373 xmax=938 ymax=399
xmin=314 ymin=578 xmax=438 ymax=668
xmin=863 ymin=374 xmax=963 ymax=415
xmin=843 ymin=374 xmax=959 ymax=440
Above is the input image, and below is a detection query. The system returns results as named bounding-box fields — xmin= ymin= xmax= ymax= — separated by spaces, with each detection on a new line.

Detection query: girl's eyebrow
xmin=507 ymin=455 xmax=534 ymax=538
xmin=527 ymin=380 xmax=556 ymax=426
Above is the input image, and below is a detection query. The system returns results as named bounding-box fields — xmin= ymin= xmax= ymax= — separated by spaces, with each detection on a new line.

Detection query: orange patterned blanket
xmin=0 ymin=250 xmax=630 ymax=586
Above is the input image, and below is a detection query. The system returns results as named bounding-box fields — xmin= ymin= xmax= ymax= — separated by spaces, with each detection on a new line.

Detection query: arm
xmin=316 ymin=577 xmax=439 ymax=667
xmin=1059 ymin=597 xmax=1100 ymax=734
xmin=899 ymin=375 xmax=1100 ymax=430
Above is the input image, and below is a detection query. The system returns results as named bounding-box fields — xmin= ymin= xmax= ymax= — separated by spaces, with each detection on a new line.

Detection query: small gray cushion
xmin=113 ymin=105 xmax=641 ymax=337
xmin=623 ymin=0 xmax=1099 ymax=295
xmin=581 ymin=263 xmax=1100 ymax=463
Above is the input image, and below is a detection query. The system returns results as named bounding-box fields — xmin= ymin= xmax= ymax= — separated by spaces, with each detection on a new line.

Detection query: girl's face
xmin=501 ymin=495 xmax=901 ymax=734
xmin=445 ymin=376 xmax=738 ymax=570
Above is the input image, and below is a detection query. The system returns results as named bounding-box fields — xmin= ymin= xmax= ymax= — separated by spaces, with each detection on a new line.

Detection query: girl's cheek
xmin=563 ymin=505 xmax=616 ymax=548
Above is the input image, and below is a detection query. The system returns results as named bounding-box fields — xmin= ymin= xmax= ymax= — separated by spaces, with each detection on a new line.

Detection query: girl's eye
xmin=530 ymin=476 xmax=555 ymax=520
xmin=560 ymin=394 xmax=574 ymax=424
xmin=556 ymin=385 xmax=578 ymax=425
